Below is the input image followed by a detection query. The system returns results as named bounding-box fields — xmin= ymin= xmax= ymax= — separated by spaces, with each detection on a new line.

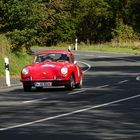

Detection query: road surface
xmin=0 ymin=51 xmax=140 ymax=140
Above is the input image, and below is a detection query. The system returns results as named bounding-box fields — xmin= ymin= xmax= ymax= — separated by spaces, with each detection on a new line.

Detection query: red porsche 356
xmin=21 ymin=50 xmax=83 ymax=91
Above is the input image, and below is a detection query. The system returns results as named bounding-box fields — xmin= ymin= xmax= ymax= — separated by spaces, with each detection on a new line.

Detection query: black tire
xmin=75 ymin=78 xmax=83 ymax=88
xmin=65 ymin=74 xmax=75 ymax=90
xmin=23 ymin=84 xmax=31 ymax=92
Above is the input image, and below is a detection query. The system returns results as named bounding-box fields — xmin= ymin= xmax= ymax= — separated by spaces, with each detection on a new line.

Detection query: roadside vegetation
xmin=77 ymin=42 xmax=140 ymax=54
xmin=34 ymin=41 xmax=140 ymax=55
xmin=0 ymin=35 xmax=32 ymax=77
xmin=0 ymin=0 xmax=140 ymax=76
xmin=0 ymin=34 xmax=140 ymax=77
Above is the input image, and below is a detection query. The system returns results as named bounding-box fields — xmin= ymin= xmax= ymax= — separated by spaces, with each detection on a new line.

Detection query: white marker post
xmin=75 ymin=38 xmax=78 ymax=50
xmin=4 ymin=57 xmax=11 ymax=86
xmin=68 ymin=46 xmax=71 ymax=51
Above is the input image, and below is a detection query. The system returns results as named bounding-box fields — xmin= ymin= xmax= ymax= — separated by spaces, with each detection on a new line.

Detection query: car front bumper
xmin=20 ymin=79 xmax=70 ymax=87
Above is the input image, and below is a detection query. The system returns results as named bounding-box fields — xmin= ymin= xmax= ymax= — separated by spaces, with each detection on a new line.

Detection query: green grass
xmin=0 ymin=53 xmax=32 ymax=77
xmin=77 ymin=44 xmax=140 ymax=54
xmin=33 ymin=42 xmax=140 ymax=54
xmin=0 ymin=34 xmax=32 ymax=77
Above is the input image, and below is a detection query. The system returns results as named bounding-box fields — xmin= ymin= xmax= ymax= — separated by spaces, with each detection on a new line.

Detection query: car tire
xmin=75 ymin=78 xmax=83 ymax=88
xmin=65 ymin=74 xmax=75 ymax=90
xmin=23 ymin=84 xmax=31 ymax=92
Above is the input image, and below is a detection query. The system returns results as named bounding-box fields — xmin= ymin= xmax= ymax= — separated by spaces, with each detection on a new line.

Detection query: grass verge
xmin=33 ymin=42 xmax=140 ymax=54
xmin=0 ymin=35 xmax=32 ymax=77
xmin=0 ymin=53 xmax=32 ymax=77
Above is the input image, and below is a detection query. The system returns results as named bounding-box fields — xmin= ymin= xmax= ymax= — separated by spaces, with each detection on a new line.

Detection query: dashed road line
xmin=73 ymin=79 xmax=129 ymax=93
xmin=96 ymin=85 xmax=109 ymax=89
xmin=68 ymin=90 xmax=86 ymax=95
xmin=0 ymin=94 xmax=140 ymax=131
xmin=22 ymin=98 xmax=48 ymax=104
xmin=69 ymin=79 xmax=129 ymax=95
xmin=117 ymin=80 xmax=129 ymax=84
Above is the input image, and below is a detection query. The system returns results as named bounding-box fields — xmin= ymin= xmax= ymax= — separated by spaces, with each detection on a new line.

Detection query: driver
xmin=59 ymin=54 xmax=69 ymax=61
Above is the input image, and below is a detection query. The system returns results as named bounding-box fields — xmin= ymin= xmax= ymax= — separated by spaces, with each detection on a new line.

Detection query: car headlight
xmin=22 ymin=68 xmax=29 ymax=75
xmin=61 ymin=67 xmax=68 ymax=75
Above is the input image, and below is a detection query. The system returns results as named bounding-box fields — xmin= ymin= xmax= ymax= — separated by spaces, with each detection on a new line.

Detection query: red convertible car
xmin=21 ymin=50 xmax=83 ymax=91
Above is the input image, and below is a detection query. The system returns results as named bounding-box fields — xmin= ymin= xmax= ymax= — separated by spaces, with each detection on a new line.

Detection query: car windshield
xmin=34 ymin=53 xmax=70 ymax=63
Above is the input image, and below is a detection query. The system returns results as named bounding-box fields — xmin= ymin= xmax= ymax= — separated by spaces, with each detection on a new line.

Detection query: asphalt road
xmin=0 ymin=51 xmax=140 ymax=140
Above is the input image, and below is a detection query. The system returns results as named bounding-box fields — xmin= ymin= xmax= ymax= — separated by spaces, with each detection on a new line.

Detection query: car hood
xmin=28 ymin=61 xmax=69 ymax=69
xmin=24 ymin=61 xmax=70 ymax=80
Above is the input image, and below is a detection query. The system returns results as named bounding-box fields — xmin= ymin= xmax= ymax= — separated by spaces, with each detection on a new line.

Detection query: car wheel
xmin=23 ymin=84 xmax=31 ymax=92
xmin=76 ymin=78 xmax=83 ymax=88
xmin=65 ymin=74 xmax=75 ymax=90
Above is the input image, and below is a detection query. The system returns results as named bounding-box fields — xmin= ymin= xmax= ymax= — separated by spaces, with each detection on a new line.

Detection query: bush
xmin=112 ymin=20 xmax=140 ymax=42
xmin=0 ymin=34 xmax=32 ymax=77
xmin=7 ymin=29 xmax=36 ymax=54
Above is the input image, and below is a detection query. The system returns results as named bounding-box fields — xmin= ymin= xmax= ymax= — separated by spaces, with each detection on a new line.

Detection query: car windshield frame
xmin=34 ymin=53 xmax=70 ymax=63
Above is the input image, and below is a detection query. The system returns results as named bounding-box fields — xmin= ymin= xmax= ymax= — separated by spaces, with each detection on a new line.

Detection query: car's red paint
xmin=20 ymin=50 xmax=83 ymax=91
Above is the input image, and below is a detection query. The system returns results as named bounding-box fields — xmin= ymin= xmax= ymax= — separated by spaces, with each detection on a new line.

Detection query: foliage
xmin=8 ymin=29 xmax=37 ymax=53
xmin=76 ymin=0 xmax=115 ymax=43
xmin=0 ymin=34 xmax=11 ymax=55
xmin=0 ymin=0 xmax=140 ymax=53
xmin=0 ymin=34 xmax=32 ymax=76
xmin=112 ymin=20 xmax=139 ymax=42
xmin=0 ymin=0 xmax=45 ymax=53
xmin=126 ymin=0 xmax=140 ymax=32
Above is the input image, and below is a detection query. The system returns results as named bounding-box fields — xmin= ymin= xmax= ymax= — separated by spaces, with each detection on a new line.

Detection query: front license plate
xmin=44 ymin=82 xmax=52 ymax=87
xmin=35 ymin=82 xmax=52 ymax=87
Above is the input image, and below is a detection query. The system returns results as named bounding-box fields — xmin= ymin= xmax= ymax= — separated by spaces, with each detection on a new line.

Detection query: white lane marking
xmin=68 ymin=84 xmax=109 ymax=95
xmin=68 ymin=90 xmax=86 ymax=95
xmin=74 ymin=79 xmax=129 ymax=92
xmin=117 ymin=80 xmax=129 ymax=84
xmin=22 ymin=98 xmax=47 ymax=104
xmin=0 ymin=94 xmax=140 ymax=131
xmin=136 ymin=76 xmax=140 ymax=81
xmin=73 ymin=84 xmax=110 ymax=92
xmin=0 ymin=98 xmax=48 ymax=106
xmin=78 ymin=61 xmax=91 ymax=73
xmin=96 ymin=85 xmax=109 ymax=89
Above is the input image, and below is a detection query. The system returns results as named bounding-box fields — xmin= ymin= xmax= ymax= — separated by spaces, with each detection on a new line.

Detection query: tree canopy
xmin=0 ymin=0 xmax=140 ymax=52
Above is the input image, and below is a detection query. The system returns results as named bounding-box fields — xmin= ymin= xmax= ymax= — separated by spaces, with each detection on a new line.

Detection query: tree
xmin=0 ymin=0 xmax=139 ymax=52
xmin=108 ymin=0 xmax=140 ymax=42
xmin=36 ymin=0 xmax=78 ymax=45
xmin=0 ymin=0 xmax=46 ymax=53
xmin=126 ymin=0 xmax=140 ymax=33
xmin=75 ymin=0 xmax=114 ymax=43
